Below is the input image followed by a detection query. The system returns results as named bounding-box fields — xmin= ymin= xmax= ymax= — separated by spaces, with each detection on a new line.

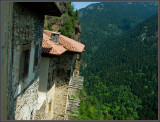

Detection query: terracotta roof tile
xmin=42 ymin=33 xmax=66 ymax=55
xmin=42 ymin=30 xmax=85 ymax=56
xmin=59 ymin=35 xmax=85 ymax=53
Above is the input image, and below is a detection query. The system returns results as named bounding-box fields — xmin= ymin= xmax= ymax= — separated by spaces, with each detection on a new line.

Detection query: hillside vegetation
xmin=76 ymin=2 xmax=158 ymax=120
xmin=44 ymin=3 xmax=80 ymax=41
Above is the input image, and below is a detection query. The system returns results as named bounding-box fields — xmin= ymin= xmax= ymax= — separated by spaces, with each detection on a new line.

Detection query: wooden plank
xmin=69 ymin=102 xmax=80 ymax=104
xmin=70 ymin=100 xmax=80 ymax=102
xmin=70 ymin=105 xmax=79 ymax=107
xmin=70 ymin=99 xmax=80 ymax=101
xmin=76 ymin=76 xmax=84 ymax=78
xmin=69 ymin=110 xmax=79 ymax=113
xmin=65 ymin=113 xmax=78 ymax=116
xmin=70 ymin=107 xmax=78 ymax=109
xmin=73 ymin=77 xmax=84 ymax=80
xmin=69 ymin=103 xmax=80 ymax=105
xmin=72 ymin=77 xmax=84 ymax=80
xmin=69 ymin=105 xmax=80 ymax=108
xmin=72 ymin=79 xmax=84 ymax=82
xmin=69 ymin=114 xmax=78 ymax=117
xmin=73 ymin=76 xmax=84 ymax=79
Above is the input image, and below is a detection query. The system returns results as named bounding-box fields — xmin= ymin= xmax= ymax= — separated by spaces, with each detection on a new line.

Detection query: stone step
xmin=67 ymin=112 xmax=79 ymax=115
xmin=70 ymin=101 xmax=80 ymax=104
xmin=69 ymin=86 xmax=83 ymax=89
xmin=70 ymin=98 xmax=80 ymax=101
xmin=72 ymin=80 xmax=84 ymax=83
xmin=67 ymin=105 xmax=79 ymax=108
xmin=70 ymin=86 xmax=83 ymax=89
xmin=66 ymin=113 xmax=78 ymax=117
xmin=70 ymin=83 xmax=83 ymax=85
xmin=69 ymin=105 xmax=79 ymax=108
xmin=70 ymin=111 xmax=79 ymax=114
xmin=72 ymin=77 xmax=84 ymax=80
xmin=69 ymin=86 xmax=82 ymax=88
xmin=69 ymin=83 xmax=79 ymax=85
xmin=70 ymin=85 xmax=83 ymax=87
xmin=67 ymin=109 xmax=79 ymax=113
xmin=69 ymin=102 xmax=80 ymax=105
xmin=71 ymin=82 xmax=83 ymax=85
xmin=72 ymin=79 xmax=84 ymax=81
xmin=74 ymin=76 xmax=84 ymax=78
xmin=69 ymin=84 xmax=79 ymax=86
xmin=70 ymin=84 xmax=83 ymax=87
xmin=73 ymin=76 xmax=84 ymax=79
xmin=70 ymin=108 xmax=78 ymax=110
xmin=69 ymin=103 xmax=80 ymax=106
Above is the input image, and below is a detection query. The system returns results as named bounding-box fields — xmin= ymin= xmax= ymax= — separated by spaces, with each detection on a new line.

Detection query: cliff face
xmin=44 ymin=3 xmax=81 ymax=42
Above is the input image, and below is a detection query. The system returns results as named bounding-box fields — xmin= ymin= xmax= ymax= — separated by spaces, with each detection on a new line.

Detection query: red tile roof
xmin=42 ymin=32 xmax=67 ymax=55
xmin=59 ymin=35 xmax=85 ymax=52
xmin=42 ymin=30 xmax=85 ymax=55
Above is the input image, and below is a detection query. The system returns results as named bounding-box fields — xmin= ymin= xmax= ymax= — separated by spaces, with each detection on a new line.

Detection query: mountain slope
xmin=78 ymin=2 xmax=158 ymax=120
xmin=79 ymin=2 xmax=158 ymax=58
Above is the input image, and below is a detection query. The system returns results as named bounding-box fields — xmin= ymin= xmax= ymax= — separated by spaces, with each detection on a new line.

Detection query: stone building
xmin=35 ymin=30 xmax=85 ymax=120
xmin=2 ymin=2 xmax=67 ymax=120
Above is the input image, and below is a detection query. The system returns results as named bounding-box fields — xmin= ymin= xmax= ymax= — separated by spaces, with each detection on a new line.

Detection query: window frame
xmin=51 ymin=68 xmax=55 ymax=82
xmin=33 ymin=43 xmax=40 ymax=71
xmin=19 ymin=43 xmax=31 ymax=81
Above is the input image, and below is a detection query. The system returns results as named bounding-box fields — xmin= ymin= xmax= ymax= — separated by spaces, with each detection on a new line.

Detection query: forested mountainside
xmin=76 ymin=2 xmax=158 ymax=120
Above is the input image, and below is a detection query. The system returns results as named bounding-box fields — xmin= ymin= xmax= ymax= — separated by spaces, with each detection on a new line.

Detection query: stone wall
xmin=46 ymin=53 xmax=77 ymax=88
xmin=47 ymin=57 xmax=58 ymax=90
xmin=2 ymin=2 xmax=13 ymax=120
xmin=45 ymin=84 xmax=56 ymax=119
xmin=45 ymin=57 xmax=57 ymax=119
xmin=57 ymin=53 xmax=77 ymax=84
xmin=36 ymin=53 xmax=77 ymax=120
xmin=7 ymin=3 xmax=44 ymax=120
xmin=35 ymin=83 xmax=56 ymax=120
xmin=15 ymin=78 xmax=39 ymax=120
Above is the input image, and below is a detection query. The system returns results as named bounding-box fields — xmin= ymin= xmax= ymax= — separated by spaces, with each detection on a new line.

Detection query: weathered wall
xmin=45 ymin=84 xmax=56 ymax=119
xmin=57 ymin=53 xmax=77 ymax=84
xmin=36 ymin=57 xmax=57 ymax=120
xmin=37 ymin=57 xmax=50 ymax=110
xmin=45 ymin=57 xmax=57 ymax=119
xmin=15 ymin=78 xmax=39 ymax=120
xmin=37 ymin=56 xmax=56 ymax=120
xmin=2 ymin=2 xmax=13 ymax=120
xmin=46 ymin=53 xmax=77 ymax=95
xmin=7 ymin=3 xmax=44 ymax=120
xmin=37 ymin=53 xmax=77 ymax=120
xmin=47 ymin=57 xmax=58 ymax=90
xmin=39 ymin=57 xmax=50 ymax=93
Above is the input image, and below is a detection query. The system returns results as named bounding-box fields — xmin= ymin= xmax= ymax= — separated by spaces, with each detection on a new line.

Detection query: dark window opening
xmin=34 ymin=44 xmax=39 ymax=69
xmin=67 ymin=70 xmax=71 ymax=77
xmin=48 ymin=69 xmax=55 ymax=90
xmin=51 ymin=69 xmax=54 ymax=82
xmin=20 ymin=44 xmax=30 ymax=80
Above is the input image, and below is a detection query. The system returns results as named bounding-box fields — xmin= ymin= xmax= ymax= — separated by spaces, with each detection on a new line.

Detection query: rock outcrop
xmin=44 ymin=3 xmax=81 ymax=42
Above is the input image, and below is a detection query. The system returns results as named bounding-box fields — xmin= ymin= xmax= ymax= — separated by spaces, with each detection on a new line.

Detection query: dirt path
xmin=52 ymin=83 xmax=68 ymax=120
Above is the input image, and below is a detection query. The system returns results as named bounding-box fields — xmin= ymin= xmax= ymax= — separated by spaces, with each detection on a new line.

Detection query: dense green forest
xmin=75 ymin=2 xmax=158 ymax=120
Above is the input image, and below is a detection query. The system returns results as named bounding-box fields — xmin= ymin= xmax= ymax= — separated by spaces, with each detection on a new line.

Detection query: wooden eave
xmin=20 ymin=2 xmax=62 ymax=16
